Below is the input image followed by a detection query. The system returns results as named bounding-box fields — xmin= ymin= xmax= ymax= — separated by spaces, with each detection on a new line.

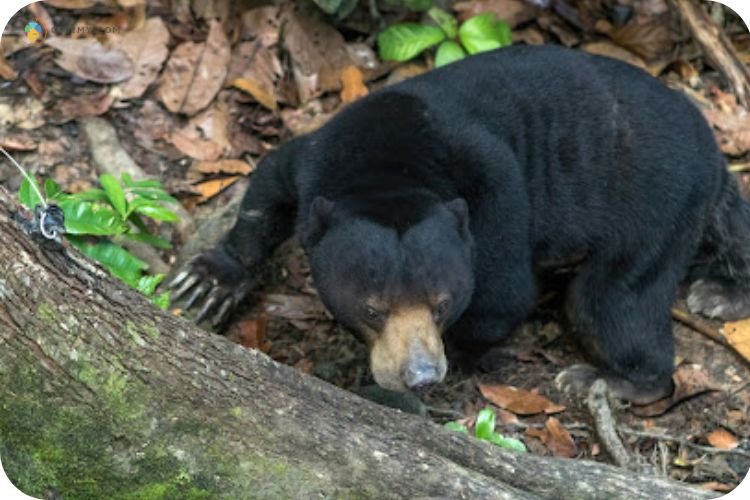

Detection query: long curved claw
xmin=183 ymin=280 xmax=213 ymax=309
xmin=171 ymin=273 xmax=201 ymax=301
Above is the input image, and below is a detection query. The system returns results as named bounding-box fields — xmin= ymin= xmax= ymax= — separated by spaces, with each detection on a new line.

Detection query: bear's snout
xmin=369 ymin=305 xmax=447 ymax=392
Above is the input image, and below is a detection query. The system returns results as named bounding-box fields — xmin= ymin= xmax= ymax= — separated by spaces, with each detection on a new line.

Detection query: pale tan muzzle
xmin=370 ymin=306 xmax=447 ymax=391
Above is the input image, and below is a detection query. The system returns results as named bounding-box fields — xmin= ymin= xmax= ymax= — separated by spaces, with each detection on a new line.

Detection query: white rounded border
xmin=0 ymin=0 xmax=748 ymax=498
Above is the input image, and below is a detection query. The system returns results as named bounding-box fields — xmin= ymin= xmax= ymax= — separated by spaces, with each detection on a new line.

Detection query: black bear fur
xmin=171 ymin=45 xmax=750 ymax=402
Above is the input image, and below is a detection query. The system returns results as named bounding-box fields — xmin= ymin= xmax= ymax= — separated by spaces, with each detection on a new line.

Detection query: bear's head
xmin=302 ymin=195 xmax=474 ymax=391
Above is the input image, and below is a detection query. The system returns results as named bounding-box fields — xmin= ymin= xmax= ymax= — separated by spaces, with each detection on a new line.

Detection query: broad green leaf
xmin=68 ymin=188 xmax=109 ymax=203
xmin=136 ymin=273 xmax=164 ymax=296
xmin=444 ymin=421 xmax=469 ymax=433
xmin=19 ymin=176 xmax=44 ymax=209
xmin=120 ymin=231 xmax=172 ymax=249
xmin=100 ymin=173 xmax=127 ymax=219
xmin=44 ymin=178 xmax=62 ymax=200
xmin=128 ymin=198 xmax=179 ymax=222
xmin=488 ymin=433 xmax=527 ymax=452
xmin=68 ymin=238 xmax=147 ymax=285
xmin=428 ymin=7 xmax=457 ymax=38
xmin=127 ymin=187 xmax=179 ymax=204
xmin=435 ymin=40 xmax=466 ymax=67
xmin=153 ymin=291 xmax=170 ymax=310
xmin=121 ymin=172 xmax=135 ymax=187
xmin=459 ymin=14 xmax=512 ymax=55
xmin=378 ymin=23 xmax=445 ymax=62
xmin=60 ymin=200 xmax=127 ymax=235
xmin=475 ymin=407 xmax=496 ymax=440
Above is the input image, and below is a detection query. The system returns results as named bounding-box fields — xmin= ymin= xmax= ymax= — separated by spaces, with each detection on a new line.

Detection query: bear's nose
xmin=402 ymin=357 xmax=442 ymax=389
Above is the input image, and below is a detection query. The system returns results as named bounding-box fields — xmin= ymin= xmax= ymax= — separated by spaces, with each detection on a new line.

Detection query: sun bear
xmin=170 ymin=45 xmax=750 ymax=404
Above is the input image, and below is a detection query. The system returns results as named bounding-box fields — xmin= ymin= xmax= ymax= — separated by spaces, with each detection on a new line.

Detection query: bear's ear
xmin=302 ymin=196 xmax=336 ymax=248
xmin=445 ymin=198 xmax=471 ymax=240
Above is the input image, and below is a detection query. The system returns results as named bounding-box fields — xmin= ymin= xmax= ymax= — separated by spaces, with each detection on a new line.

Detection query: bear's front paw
xmin=169 ymin=247 xmax=254 ymax=327
xmin=687 ymin=279 xmax=750 ymax=321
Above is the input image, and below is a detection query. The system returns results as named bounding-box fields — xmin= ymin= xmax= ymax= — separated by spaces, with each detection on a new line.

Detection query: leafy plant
xmin=19 ymin=173 xmax=178 ymax=308
xmin=378 ymin=8 xmax=512 ymax=67
xmin=445 ymin=407 xmax=527 ymax=452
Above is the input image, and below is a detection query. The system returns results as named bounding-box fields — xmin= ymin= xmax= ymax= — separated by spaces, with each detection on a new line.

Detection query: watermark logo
xmin=24 ymin=19 xmax=46 ymax=43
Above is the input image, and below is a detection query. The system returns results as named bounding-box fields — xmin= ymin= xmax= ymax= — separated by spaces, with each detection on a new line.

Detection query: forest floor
xmin=1 ymin=0 xmax=750 ymax=493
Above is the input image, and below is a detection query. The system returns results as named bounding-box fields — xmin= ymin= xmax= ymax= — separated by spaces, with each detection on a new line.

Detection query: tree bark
xmin=0 ymin=188 xmax=714 ymax=499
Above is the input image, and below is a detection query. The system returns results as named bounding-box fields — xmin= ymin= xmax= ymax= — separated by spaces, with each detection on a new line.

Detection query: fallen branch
xmin=669 ymin=0 xmax=750 ymax=108
xmin=0 ymin=188 xmax=714 ymax=499
xmin=586 ymin=380 xmax=633 ymax=468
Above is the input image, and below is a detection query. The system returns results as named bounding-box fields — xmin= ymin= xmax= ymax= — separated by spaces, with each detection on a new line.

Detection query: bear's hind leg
xmin=562 ymin=250 xmax=685 ymax=404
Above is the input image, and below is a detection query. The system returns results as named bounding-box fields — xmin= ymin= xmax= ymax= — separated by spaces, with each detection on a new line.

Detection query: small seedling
xmin=445 ymin=407 xmax=527 ymax=452
xmin=19 ymin=173 xmax=178 ymax=309
xmin=378 ymin=8 xmax=512 ymax=67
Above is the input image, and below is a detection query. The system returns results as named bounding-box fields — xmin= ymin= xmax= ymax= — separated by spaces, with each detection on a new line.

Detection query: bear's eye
xmin=365 ymin=306 xmax=384 ymax=323
xmin=433 ymin=298 xmax=451 ymax=321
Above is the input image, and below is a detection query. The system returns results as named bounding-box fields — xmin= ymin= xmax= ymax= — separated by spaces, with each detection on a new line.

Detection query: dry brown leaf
xmin=608 ymin=17 xmax=673 ymax=61
xmin=241 ymin=6 xmax=280 ymax=47
xmin=194 ymin=176 xmax=240 ymax=203
xmin=263 ymin=293 xmax=330 ymax=322
xmin=631 ymin=363 xmax=718 ymax=417
xmin=0 ymin=134 xmax=37 ymax=151
xmin=46 ymin=0 xmax=97 ymax=8
xmin=543 ymin=417 xmax=577 ymax=458
xmin=280 ymin=100 xmax=333 ymax=136
xmin=706 ymin=428 xmax=739 ymax=450
xmin=581 ymin=41 xmax=647 ymax=70
xmin=46 ymin=90 xmax=114 ymax=124
xmin=227 ymin=315 xmax=270 ymax=352
xmin=384 ymin=62 xmax=430 ymax=87
xmin=170 ymin=102 xmax=231 ymax=161
xmin=722 ymin=318 xmax=750 ymax=363
xmin=117 ymin=0 xmax=145 ymax=7
xmin=112 ymin=17 xmax=169 ymax=100
xmin=340 ymin=65 xmax=368 ymax=104
xmin=171 ymin=130 xmax=222 ymax=161
xmin=0 ymin=53 xmax=17 ymax=80
xmin=454 ymin=0 xmax=537 ymax=28
xmin=158 ymin=20 xmax=230 ymax=115
xmin=233 ymin=77 xmax=277 ymax=111
xmin=478 ymin=383 xmax=565 ymax=415
xmin=703 ymin=108 xmax=750 ymax=156
xmin=698 ymin=481 xmax=735 ymax=493
xmin=45 ymin=37 xmax=133 ymax=83
xmin=192 ymin=159 xmax=254 ymax=177
xmin=282 ymin=5 xmax=352 ymax=102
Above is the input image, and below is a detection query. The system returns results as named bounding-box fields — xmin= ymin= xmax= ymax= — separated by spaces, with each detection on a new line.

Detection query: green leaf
xmin=435 ymin=40 xmax=466 ymax=67
xmin=153 ymin=291 xmax=170 ymax=310
xmin=458 ymin=13 xmax=512 ymax=55
xmin=128 ymin=198 xmax=179 ymax=223
xmin=19 ymin=176 xmax=44 ymax=209
xmin=444 ymin=421 xmax=469 ymax=433
xmin=127 ymin=187 xmax=179 ymax=205
xmin=120 ymin=231 xmax=172 ymax=250
xmin=100 ymin=173 xmax=127 ymax=219
xmin=69 ymin=238 xmax=147 ymax=285
xmin=44 ymin=178 xmax=62 ymax=200
xmin=136 ymin=273 xmax=164 ymax=296
xmin=475 ymin=407 xmax=496 ymax=440
xmin=428 ymin=7 xmax=457 ymax=38
xmin=60 ymin=200 xmax=127 ymax=235
xmin=68 ymin=188 xmax=109 ymax=203
xmin=488 ymin=433 xmax=527 ymax=452
xmin=378 ymin=23 xmax=446 ymax=62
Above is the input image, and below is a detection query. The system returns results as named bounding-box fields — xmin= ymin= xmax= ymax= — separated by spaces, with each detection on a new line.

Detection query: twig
xmin=671 ymin=308 xmax=726 ymax=345
xmin=617 ymin=427 xmax=750 ymax=459
xmin=586 ymin=379 xmax=631 ymax=467
xmin=672 ymin=308 xmax=750 ymax=367
xmin=729 ymin=162 xmax=750 ymax=173
xmin=670 ymin=0 xmax=750 ymax=109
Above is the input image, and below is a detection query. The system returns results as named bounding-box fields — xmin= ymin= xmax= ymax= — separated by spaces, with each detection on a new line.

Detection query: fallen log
xmin=0 ymin=188 xmax=714 ymax=499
